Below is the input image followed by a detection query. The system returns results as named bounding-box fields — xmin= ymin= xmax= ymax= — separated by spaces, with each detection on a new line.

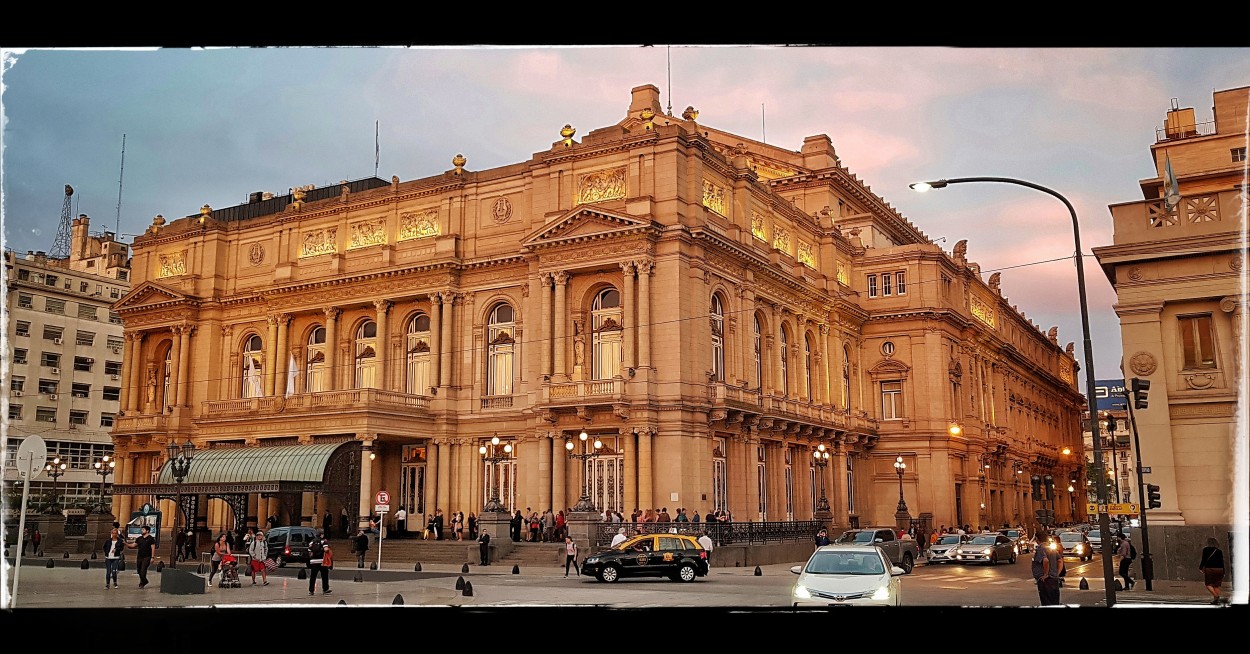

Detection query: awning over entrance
xmin=155 ymin=442 xmax=342 ymax=485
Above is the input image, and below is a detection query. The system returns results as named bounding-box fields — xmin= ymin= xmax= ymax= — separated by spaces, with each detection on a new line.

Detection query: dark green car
xmin=581 ymin=533 xmax=710 ymax=583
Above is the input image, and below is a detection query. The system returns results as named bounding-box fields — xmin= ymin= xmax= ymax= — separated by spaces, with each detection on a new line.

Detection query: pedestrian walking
xmin=126 ymin=524 xmax=157 ymax=588
xmin=182 ymin=530 xmax=196 ymax=563
xmin=1031 ymin=531 xmax=1062 ymax=605
xmin=32 ymin=528 xmax=42 ymax=557
xmin=248 ymin=530 xmax=270 ymax=585
xmin=478 ymin=529 xmax=492 ymax=566
xmin=208 ymin=533 xmax=231 ymax=585
xmin=307 ymin=530 xmax=331 ymax=596
xmin=322 ymin=510 xmax=333 ymax=538
xmin=453 ymin=511 xmax=464 ymax=541
xmin=564 ymin=536 xmax=580 ymax=577
xmin=1199 ymin=537 xmax=1225 ymax=604
xmin=102 ymin=528 xmax=125 ymax=589
xmin=353 ymin=528 xmax=369 ymax=568
xmin=21 ymin=527 xmax=29 ymax=556
xmin=1116 ymin=533 xmax=1136 ymax=590
xmin=698 ymin=530 xmax=714 ymax=567
xmin=395 ymin=506 xmax=408 ymax=536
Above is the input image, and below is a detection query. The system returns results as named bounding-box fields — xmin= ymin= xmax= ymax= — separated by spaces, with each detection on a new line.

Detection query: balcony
xmin=200 ymin=388 xmax=431 ymax=420
xmin=113 ymin=413 xmax=169 ymax=435
xmin=542 ymin=378 xmax=626 ymax=405
xmin=480 ymin=395 xmax=514 ymax=409
xmin=710 ymin=383 xmax=870 ymax=432
xmin=1107 ymin=189 xmax=1245 ymax=247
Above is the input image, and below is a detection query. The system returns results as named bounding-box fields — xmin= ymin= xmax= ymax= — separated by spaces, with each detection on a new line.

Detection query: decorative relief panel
xmin=836 ymin=262 xmax=849 ymax=286
xmin=1129 ymin=351 xmax=1157 ymax=376
xmin=300 ymin=228 xmax=337 ymax=258
xmin=157 ymin=251 xmax=187 ymax=278
xmin=491 ymin=197 xmax=513 ymax=225
xmin=701 ymin=179 xmax=727 ymax=216
xmin=970 ymin=295 xmax=996 ymax=328
xmin=399 ymin=210 xmax=440 ymax=241
xmin=1058 ymin=360 xmax=1073 ymax=384
xmin=772 ymin=226 xmax=791 ymax=253
xmin=797 ymin=241 xmax=816 ymax=268
xmin=248 ymin=243 xmax=265 ymax=266
xmin=751 ymin=212 xmax=767 ymax=241
xmin=745 ymin=156 xmax=797 ymax=180
xmin=576 ymin=167 xmax=626 ymax=204
xmin=348 ymin=219 xmax=386 ymax=249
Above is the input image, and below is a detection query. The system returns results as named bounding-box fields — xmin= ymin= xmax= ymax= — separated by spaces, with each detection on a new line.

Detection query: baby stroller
xmin=218 ymin=554 xmax=242 ymax=588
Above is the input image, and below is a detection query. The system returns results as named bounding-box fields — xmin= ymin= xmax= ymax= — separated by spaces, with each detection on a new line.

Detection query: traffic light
xmin=1043 ymin=474 xmax=1055 ymax=501
xmin=1147 ymin=483 xmax=1162 ymax=509
xmin=1131 ymin=377 xmax=1151 ymax=410
xmin=1031 ymin=475 xmax=1042 ymax=501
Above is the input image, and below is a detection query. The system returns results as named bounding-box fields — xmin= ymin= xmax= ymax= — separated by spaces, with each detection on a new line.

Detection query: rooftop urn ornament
xmin=641 ymin=107 xmax=656 ymax=130
xmin=561 ymin=124 xmax=576 ymax=148
xmin=682 ymin=106 xmax=699 ymax=121
xmin=149 ymin=214 xmax=166 ymax=235
xmin=452 ymin=153 xmax=466 ymax=176
xmin=198 ymin=204 xmax=211 ymax=226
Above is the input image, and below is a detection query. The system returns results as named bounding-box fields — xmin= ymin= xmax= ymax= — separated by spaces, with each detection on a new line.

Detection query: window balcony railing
xmin=544 ymin=378 xmax=625 ymax=402
xmin=112 ymin=413 xmax=169 ymax=434
xmin=200 ymin=387 xmax=431 ymax=419
xmin=1108 ymin=189 xmax=1244 ymax=246
xmin=1155 ymin=119 xmax=1216 ymax=142
xmin=480 ymin=395 xmax=514 ymax=409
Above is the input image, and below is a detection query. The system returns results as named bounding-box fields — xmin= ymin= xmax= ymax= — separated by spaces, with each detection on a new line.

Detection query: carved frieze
xmin=836 ymin=262 xmax=849 ymax=286
xmin=491 ymin=197 xmax=513 ymax=224
xmin=970 ymin=295 xmax=996 ymax=328
xmin=300 ymin=228 xmax=337 ymax=258
xmin=702 ymin=179 xmax=727 ymax=216
xmin=348 ymin=218 xmax=387 ymax=249
xmin=751 ymin=212 xmax=768 ymax=241
xmin=576 ymin=167 xmax=626 ymax=204
xmin=772 ymin=226 xmax=790 ymax=253
xmin=157 ymin=251 xmax=187 ymax=278
xmin=797 ymin=241 xmax=815 ymax=268
xmin=1058 ymin=360 xmax=1073 ymax=384
xmin=399 ymin=210 xmax=440 ymax=241
xmin=248 ymin=243 xmax=265 ymax=266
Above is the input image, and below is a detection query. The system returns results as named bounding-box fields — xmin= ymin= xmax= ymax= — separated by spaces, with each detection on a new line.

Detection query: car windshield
xmin=805 ymin=551 xmax=886 ymax=575
xmin=1060 ymin=533 xmax=1083 ymax=542
xmin=1001 ymin=530 xmax=1021 ymax=538
xmin=969 ymin=535 xmax=998 ymax=545
xmin=936 ymin=535 xmax=962 ymax=545
xmin=836 ymin=531 xmax=876 ymax=544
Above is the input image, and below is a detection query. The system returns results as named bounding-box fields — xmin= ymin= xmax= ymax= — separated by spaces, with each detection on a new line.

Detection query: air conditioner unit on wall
xmin=110 ymin=374 xmax=120 ymax=380
xmin=12 ymin=390 xmax=22 ymax=397
xmin=49 ymin=393 xmax=59 ymax=401
xmin=51 ymin=368 xmax=61 ymax=375
xmin=53 ymin=338 xmax=63 ymax=345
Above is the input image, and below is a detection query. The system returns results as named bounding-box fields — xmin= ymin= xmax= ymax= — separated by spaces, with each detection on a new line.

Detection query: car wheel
xmin=599 ymin=565 xmax=620 ymax=583
xmin=676 ymin=563 xmax=697 ymax=582
xmin=900 ymin=553 xmax=914 ymax=574
xmin=1009 ymin=552 xmax=1017 ymax=564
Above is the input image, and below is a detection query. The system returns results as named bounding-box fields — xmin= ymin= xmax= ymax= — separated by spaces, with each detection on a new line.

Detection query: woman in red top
xmin=555 ymin=511 xmax=566 ymax=540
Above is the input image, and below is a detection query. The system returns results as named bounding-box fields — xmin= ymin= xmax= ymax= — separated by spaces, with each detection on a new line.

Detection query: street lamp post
xmin=893 ymin=455 xmax=910 ymax=530
xmin=565 ymin=430 xmax=603 ymax=513
xmin=165 ymin=439 xmax=195 ymax=567
xmin=44 ymin=457 xmax=66 ymax=512
xmin=1103 ymin=414 xmax=1122 ymax=502
xmin=479 ymin=434 xmax=514 ymax=514
xmin=812 ymin=444 xmax=831 ymax=515
xmin=92 ymin=455 xmax=115 ymax=514
xmin=911 ymin=175 xmax=1118 ymax=606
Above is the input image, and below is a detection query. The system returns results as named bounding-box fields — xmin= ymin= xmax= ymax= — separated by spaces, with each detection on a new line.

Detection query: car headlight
xmin=870 ymin=585 xmax=891 ymax=601
xmin=979 ymin=548 xmax=991 ymax=554
xmin=793 ymin=584 xmax=812 ymax=599
xmin=585 ymin=557 xmax=599 ymax=565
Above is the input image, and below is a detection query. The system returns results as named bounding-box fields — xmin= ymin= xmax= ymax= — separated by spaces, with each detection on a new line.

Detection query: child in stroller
xmin=218 ymin=553 xmax=242 ymax=588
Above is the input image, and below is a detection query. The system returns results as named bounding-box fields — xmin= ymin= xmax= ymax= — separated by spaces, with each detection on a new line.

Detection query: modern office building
xmin=1092 ymin=86 xmax=1247 ymax=579
xmin=107 ymin=84 xmax=1083 ymax=542
xmin=3 ymin=214 xmax=131 ymax=522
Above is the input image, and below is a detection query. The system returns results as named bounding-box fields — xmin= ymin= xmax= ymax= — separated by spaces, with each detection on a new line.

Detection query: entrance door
xmin=400 ymin=445 xmax=427 ymax=522
xmin=589 ymin=456 xmax=623 ymax=514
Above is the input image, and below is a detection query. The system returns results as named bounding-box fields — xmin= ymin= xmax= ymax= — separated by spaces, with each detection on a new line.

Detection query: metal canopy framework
xmin=111 ymin=441 xmax=361 ymax=535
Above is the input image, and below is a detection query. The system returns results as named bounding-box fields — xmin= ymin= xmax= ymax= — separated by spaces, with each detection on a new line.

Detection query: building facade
xmin=1092 ymin=86 xmax=1247 ymax=580
xmin=3 ymin=213 xmax=131 ymax=519
xmin=107 ymin=85 xmax=1082 ymax=541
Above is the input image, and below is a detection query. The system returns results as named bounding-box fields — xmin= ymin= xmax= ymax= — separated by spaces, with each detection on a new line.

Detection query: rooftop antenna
xmin=761 ymin=103 xmax=766 ymax=144
xmin=666 ymin=46 xmax=673 ymax=116
xmin=374 ymin=120 xmax=380 ymax=178
xmin=50 ymin=184 xmax=74 ymax=259
xmin=115 ymin=133 xmax=126 ymax=235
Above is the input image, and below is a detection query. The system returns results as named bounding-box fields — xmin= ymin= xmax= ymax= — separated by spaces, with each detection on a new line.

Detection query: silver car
xmin=953 ymin=533 xmax=1017 ymax=565
xmin=926 ymin=533 xmax=969 ymax=564
xmin=790 ymin=544 xmax=904 ymax=607
xmin=998 ymin=528 xmax=1032 ymax=554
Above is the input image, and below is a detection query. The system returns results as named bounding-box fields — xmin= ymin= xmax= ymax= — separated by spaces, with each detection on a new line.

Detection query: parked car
xmin=1057 ymin=530 xmax=1094 ymax=561
xmin=581 ymin=532 xmax=709 ymax=583
xmin=790 ymin=544 xmax=904 ymax=607
xmin=953 ymin=533 xmax=1017 ymax=565
xmin=265 ymin=526 xmax=318 ymax=567
xmin=926 ymin=533 xmax=970 ymax=564
xmin=998 ymin=527 xmax=1032 ymax=554
xmin=834 ymin=527 xmax=918 ymax=573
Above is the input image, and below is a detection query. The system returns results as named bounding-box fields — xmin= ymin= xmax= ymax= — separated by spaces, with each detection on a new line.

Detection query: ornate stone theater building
xmin=109 ymin=85 xmax=1083 ymax=539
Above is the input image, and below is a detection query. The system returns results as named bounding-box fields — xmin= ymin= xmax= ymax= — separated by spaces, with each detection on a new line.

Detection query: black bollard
xmin=414 ymin=562 xmax=422 ymax=572
xmin=370 ymin=562 xmax=377 ymax=570
xmin=1078 ymin=577 xmax=1089 ymax=590
xmin=392 ymin=594 xmax=404 ymax=605
xmin=455 ymin=576 xmax=465 ymax=590
xmin=354 ymin=571 xmax=363 ymax=583
xmin=338 ymin=599 xmax=347 ymax=605
xmin=1114 ymin=579 xmax=1123 ymax=591
xmin=754 ymin=566 xmax=762 ymax=576
xmin=81 ymin=559 xmax=90 ymax=570
xmin=298 ymin=568 xmax=307 ymax=580
xmin=156 ymin=561 xmax=164 ymax=572
xmin=463 ymin=580 xmax=473 ymax=597
xmin=46 ymin=559 xmax=55 ymax=568
xmin=63 ymin=552 xmax=70 ymax=559
xmin=92 ymin=551 xmax=98 ymax=560
xmin=461 ymin=563 xmax=470 ymax=573
xmin=512 ymin=564 xmax=520 ymax=575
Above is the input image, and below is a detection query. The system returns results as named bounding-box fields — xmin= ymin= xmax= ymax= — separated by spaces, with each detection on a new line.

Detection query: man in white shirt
xmin=698 ymin=530 xmax=714 ymax=567
xmin=610 ymin=527 xmax=628 ymax=547
xmin=394 ymin=507 xmax=408 ymax=536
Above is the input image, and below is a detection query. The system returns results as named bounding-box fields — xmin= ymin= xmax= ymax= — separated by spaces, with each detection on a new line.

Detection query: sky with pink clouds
xmin=2 ymin=45 xmax=1248 ymax=384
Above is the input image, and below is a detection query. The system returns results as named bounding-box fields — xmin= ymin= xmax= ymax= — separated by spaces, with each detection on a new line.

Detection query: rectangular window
xmin=69 ymin=410 xmax=88 ymax=426
xmin=38 ymin=379 xmax=58 ymax=394
xmin=1179 ymin=314 xmax=1217 ymax=369
xmin=18 ymin=269 xmax=30 ymax=281
xmin=76 ymin=331 xmax=96 ymax=346
xmin=100 ymin=413 xmax=115 ymax=428
xmin=74 ymin=356 xmax=93 ymax=372
xmin=14 ymin=348 xmax=28 ymax=365
xmin=40 ymin=352 xmax=60 ymax=367
xmin=45 ymin=274 xmax=58 ymax=287
xmin=15 ymin=321 xmax=30 ymax=337
xmin=1233 ymin=147 xmax=1247 ymax=163
xmin=10 ymin=376 xmax=25 ymax=392
xmin=8 ymin=405 xmax=22 ymax=421
xmin=18 ymin=293 xmax=33 ymax=309
xmin=108 ymin=311 xmax=122 ymax=325
xmin=102 ymin=387 xmax=121 ymax=401
xmin=881 ymin=381 xmax=903 ymax=419
xmin=104 ymin=361 xmax=122 ymax=376
xmin=72 ymin=383 xmax=91 ymax=398
xmin=107 ymin=337 xmax=124 ymax=351
xmin=110 ymin=288 xmax=120 ymax=299
xmin=80 ymin=281 xmax=89 ymax=293
xmin=118 ymin=270 xmax=129 ymax=281
xmin=867 ymin=274 xmax=878 ymax=298
xmin=36 ymin=407 xmax=57 ymax=423
xmin=882 ymin=273 xmax=894 ymax=296
xmin=43 ymin=325 xmax=64 ymax=341
xmin=896 ymin=271 xmax=907 ymax=295
xmin=77 ymin=304 xmax=98 ymax=320
xmin=45 ymin=298 xmax=65 ymax=314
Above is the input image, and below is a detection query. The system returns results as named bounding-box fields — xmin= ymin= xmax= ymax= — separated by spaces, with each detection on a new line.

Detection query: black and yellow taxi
xmin=581 ymin=532 xmax=710 ymax=583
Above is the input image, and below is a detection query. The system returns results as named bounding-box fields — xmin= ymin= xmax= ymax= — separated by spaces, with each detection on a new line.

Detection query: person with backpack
xmin=1116 ymin=533 xmax=1136 ymax=590
xmin=307 ymin=530 xmax=332 ymax=596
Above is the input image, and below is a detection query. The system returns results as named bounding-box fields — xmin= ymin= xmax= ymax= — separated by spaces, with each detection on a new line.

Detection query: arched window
xmin=591 ymin=288 xmax=622 ymax=380
xmin=753 ymin=315 xmax=763 ymax=389
xmin=842 ymin=344 xmax=851 ymax=408
xmin=804 ymin=333 xmax=814 ymax=400
xmin=242 ymin=334 xmax=264 ymax=398
xmin=780 ymin=328 xmax=790 ymax=396
xmin=487 ymin=304 xmax=515 ymax=396
xmin=710 ymin=294 xmax=725 ymax=382
xmin=306 ymin=326 xmax=328 ymax=393
xmin=354 ymin=320 xmax=379 ymax=389
xmin=162 ymin=346 xmax=173 ymax=410
xmin=406 ymin=314 xmax=432 ymax=395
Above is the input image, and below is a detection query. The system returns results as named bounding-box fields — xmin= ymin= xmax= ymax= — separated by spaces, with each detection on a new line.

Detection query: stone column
xmin=437 ymin=439 xmax=451 ymax=518
xmin=638 ymin=428 xmax=654 ymax=513
xmin=274 ymin=314 xmax=289 ymax=396
xmin=637 ymin=259 xmax=653 ymax=369
xmin=773 ymin=307 xmax=786 ymax=395
xmin=324 ymin=308 xmax=340 ymax=392
xmin=176 ymin=326 xmax=193 ymax=407
xmin=552 ymin=436 xmax=567 ymax=511
xmin=817 ymin=324 xmax=830 ymax=405
xmin=426 ymin=440 xmax=440 ymax=519
xmin=430 ymin=294 xmax=443 ymax=391
xmin=167 ymin=326 xmax=183 ymax=410
xmin=624 ymin=428 xmax=638 ymax=517
xmin=118 ymin=332 xmax=133 ymax=413
xmin=621 ymin=261 xmax=636 ymax=370
xmin=553 ymin=272 xmax=569 ymax=380
xmin=538 ymin=431 xmax=552 ymax=513
xmin=357 ymin=439 xmax=374 ymax=529
xmin=830 ymin=437 xmax=848 ymax=529
xmin=374 ymin=300 xmax=392 ymax=390
xmin=440 ymin=292 xmax=454 ymax=388
xmin=125 ymin=332 xmax=144 ymax=413
xmin=1221 ymin=296 xmax=1243 ymax=381
xmin=539 ymin=273 xmax=553 ymax=378
xmin=265 ymin=313 xmax=280 ymax=396
xmin=794 ymin=313 xmax=807 ymax=402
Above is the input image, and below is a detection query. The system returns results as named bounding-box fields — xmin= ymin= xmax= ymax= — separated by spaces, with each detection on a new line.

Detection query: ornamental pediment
xmin=115 ymin=280 xmax=194 ymax=311
xmin=520 ymin=206 xmax=658 ymax=250
xmin=867 ymin=358 xmax=911 ymax=378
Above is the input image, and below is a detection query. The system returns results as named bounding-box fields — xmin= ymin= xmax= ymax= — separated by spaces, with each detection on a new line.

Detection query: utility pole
xmin=1125 ymin=380 xmax=1155 ymax=591
xmin=49 ymin=185 xmax=74 ymax=259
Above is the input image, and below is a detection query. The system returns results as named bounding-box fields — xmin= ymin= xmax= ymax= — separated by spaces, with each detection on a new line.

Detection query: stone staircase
xmin=344 ymin=537 xmax=566 ymax=569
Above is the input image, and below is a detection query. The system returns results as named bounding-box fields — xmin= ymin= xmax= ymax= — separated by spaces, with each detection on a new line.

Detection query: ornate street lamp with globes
xmin=165 ymin=439 xmax=195 ymax=567
xmin=893 ymin=455 xmax=910 ymax=529
xmin=93 ymin=455 xmax=115 ymax=514
xmin=44 ymin=457 xmax=67 ymax=512
xmin=479 ymin=434 xmax=514 ymax=514
xmin=566 ymin=430 xmax=603 ymax=513
xmin=812 ymin=444 xmax=831 ymax=514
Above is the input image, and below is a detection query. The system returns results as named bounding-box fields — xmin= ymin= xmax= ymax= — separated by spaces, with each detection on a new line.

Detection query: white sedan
xmin=790 ymin=544 xmax=904 ymax=607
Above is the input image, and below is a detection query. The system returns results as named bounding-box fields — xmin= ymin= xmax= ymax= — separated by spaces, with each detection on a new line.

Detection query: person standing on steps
xmin=564 ymin=536 xmax=580 ymax=577
xmin=478 ymin=529 xmax=492 ymax=566
xmin=353 ymin=528 xmax=369 ymax=568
